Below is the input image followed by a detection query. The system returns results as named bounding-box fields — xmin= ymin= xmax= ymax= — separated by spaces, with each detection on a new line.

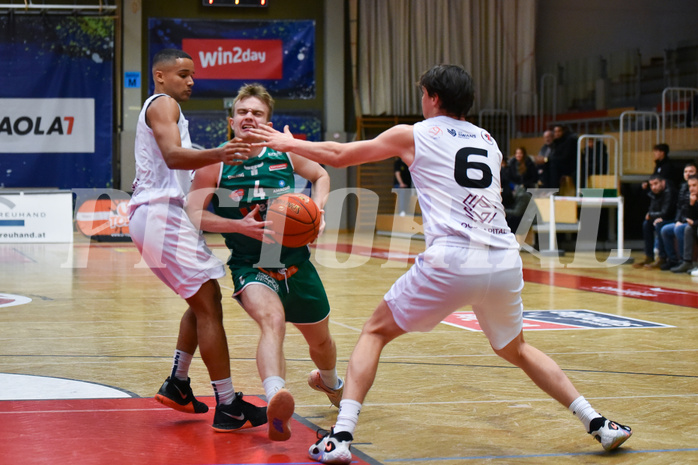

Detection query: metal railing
xmin=661 ymin=87 xmax=698 ymax=155
xmin=576 ymin=134 xmax=619 ymax=197
xmin=618 ymin=111 xmax=660 ymax=178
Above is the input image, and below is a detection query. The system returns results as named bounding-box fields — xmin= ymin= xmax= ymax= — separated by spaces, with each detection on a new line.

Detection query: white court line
xmin=2 ymin=393 xmax=697 ymax=415
xmin=376 ymin=348 xmax=698 ymax=358
xmin=330 ymin=320 xmax=363 ymax=332
xmin=359 ymin=393 xmax=698 ymax=407
xmin=2 ymin=347 xmax=695 ymax=357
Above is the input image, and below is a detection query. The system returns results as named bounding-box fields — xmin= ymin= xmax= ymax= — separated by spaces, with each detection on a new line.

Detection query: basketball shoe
xmin=589 ymin=417 xmax=632 ymax=451
xmin=267 ymin=388 xmax=295 ymax=441
xmin=155 ymin=377 xmax=209 ymax=414
xmin=307 ymin=369 xmax=344 ymax=407
xmin=212 ymin=392 xmax=268 ymax=432
xmin=308 ymin=428 xmax=353 ymax=464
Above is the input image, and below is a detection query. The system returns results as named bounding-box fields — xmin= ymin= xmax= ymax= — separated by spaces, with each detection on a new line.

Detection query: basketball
xmin=266 ymin=193 xmax=321 ymax=248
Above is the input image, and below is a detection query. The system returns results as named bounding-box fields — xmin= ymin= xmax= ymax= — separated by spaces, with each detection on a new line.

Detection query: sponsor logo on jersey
xmin=272 ymin=186 xmax=291 ymax=194
xmin=229 ymin=189 xmax=245 ymax=202
xmin=428 ymin=125 xmax=443 ymax=139
xmin=226 ymin=173 xmax=244 ymax=179
xmin=244 ymin=162 xmax=265 ymax=171
xmin=481 ymin=130 xmax=494 ymax=145
xmin=255 ymin=272 xmax=280 ymax=292
xmin=447 ymin=128 xmax=476 ymax=139
xmin=269 ymin=163 xmax=288 ymax=171
xmin=462 ymin=194 xmax=497 ymax=223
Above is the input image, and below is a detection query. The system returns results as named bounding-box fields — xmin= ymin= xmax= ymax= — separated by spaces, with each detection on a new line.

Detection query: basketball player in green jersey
xmin=187 ymin=84 xmax=344 ymax=442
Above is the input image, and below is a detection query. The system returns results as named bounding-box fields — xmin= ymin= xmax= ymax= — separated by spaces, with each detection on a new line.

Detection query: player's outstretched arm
xmin=186 ymin=163 xmax=274 ymax=243
xmin=148 ymin=97 xmax=251 ymax=169
xmin=250 ymin=124 xmax=416 ymax=168
xmin=289 ymin=154 xmax=330 ymax=235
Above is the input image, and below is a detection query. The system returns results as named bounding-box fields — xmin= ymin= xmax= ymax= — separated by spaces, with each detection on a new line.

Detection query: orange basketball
xmin=266 ymin=193 xmax=321 ymax=248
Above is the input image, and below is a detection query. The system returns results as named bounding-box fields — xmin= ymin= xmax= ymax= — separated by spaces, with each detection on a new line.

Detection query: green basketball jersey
xmin=212 ymin=146 xmax=310 ymax=267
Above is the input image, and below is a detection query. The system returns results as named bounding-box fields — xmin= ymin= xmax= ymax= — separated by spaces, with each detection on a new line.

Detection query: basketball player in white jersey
xmin=128 ymin=48 xmax=267 ymax=432
xmin=251 ymin=64 xmax=631 ymax=463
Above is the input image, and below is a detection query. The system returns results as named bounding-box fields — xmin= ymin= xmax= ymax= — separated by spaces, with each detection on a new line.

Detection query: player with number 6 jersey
xmin=251 ymin=64 xmax=631 ymax=463
xmin=411 ymin=115 xmax=518 ymax=250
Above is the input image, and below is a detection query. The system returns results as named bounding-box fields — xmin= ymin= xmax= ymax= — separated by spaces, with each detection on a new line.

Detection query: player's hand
xmin=221 ymin=137 xmax=251 ymax=165
xmin=249 ymin=125 xmax=295 ymax=153
xmin=236 ymin=204 xmax=275 ymax=243
xmin=311 ymin=209 xmax=326 ymax=243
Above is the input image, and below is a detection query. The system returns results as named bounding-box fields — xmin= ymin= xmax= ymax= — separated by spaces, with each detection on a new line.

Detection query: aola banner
xmin=0 ymin=98 xmax=95 ymax=153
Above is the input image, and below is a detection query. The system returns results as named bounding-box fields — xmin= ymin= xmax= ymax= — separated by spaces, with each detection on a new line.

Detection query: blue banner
xmin=186 ymin=111 xmax=322 ymax=148
xmin=0 ymin=16 xmax=114 ymax=189
xmin=148 ymin=18 xmax=315 ymax=99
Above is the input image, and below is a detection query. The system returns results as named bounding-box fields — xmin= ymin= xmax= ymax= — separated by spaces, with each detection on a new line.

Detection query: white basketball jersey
xmin=411 ymin=115 xmax=519 ymax=250
xmin=130 ymin=94 xmax=193 ymax=208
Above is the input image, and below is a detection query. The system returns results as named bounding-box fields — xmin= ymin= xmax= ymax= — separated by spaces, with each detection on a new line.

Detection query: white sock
xmin=171 ymin=350 xmax=193 ymax=381
xmin=211 ymin=377 xmax=235 ymax=405
xmin=319 ymin=368 xmax=341 ymax=390
xmin=334 ymin=399 xmax=362 ymax=436
xmin=263 ymin=376 xmax=285 ymax=401
xmin=568 ymin=396 xmax=601 ymax=432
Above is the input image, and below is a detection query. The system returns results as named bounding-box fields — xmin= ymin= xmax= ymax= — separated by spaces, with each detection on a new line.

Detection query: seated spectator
xmin=633 ymin=174 xmax=676 ymax=269
xmin=660 ymin=163 xmax=698 ymax=271
xmin=534 ymin=129 xmax=553 ymax=187
xmin=549 ymin=124 xmax=578 ymax=190
xmin=642 ymin=143 xmax=681 ymax=191
xmin=507 ymin=147 xmax=538 ymax=189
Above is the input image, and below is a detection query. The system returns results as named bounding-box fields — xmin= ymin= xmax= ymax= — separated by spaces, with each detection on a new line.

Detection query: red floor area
xmin=0 ymin=396 xmax=375 ymax=465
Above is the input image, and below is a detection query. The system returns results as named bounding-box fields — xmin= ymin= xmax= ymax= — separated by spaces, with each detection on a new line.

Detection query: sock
xmin=334 ymin=399 xmax=362 ymax=436
xmin=211 ymin=377 xmax=235 ymax=405
xmin=568 ymin=396 xmax=601 ymax=433
xmin=171 ymin=350 xmax=193 ymax=381
xmin=319 ymin=368 xmax=341 ymax=390
xmin=263 ymin=376 xmax=285 ymax=401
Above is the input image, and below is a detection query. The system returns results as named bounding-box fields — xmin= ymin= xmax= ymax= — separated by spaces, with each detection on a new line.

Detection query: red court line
xmin=314 ymin=242 xmax=698 ymax=308
xmin=522 ymin=268 xmax=698 ymax=308
xmin=0 ymin=396 xmax=374 ymax=465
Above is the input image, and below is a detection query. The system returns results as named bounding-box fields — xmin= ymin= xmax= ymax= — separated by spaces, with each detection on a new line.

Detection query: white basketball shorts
xmin=384 ymin=241 xmax=523 ymax=350
xmin=129 ymin=200 xmax=225 ymax=299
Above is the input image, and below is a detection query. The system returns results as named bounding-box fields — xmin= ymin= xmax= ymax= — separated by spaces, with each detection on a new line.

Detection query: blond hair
xmin=233 ymin=83 xmax=274 ymax=118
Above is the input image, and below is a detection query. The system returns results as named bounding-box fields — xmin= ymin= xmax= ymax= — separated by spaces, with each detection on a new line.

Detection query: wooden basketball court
xmin=0 ymin=231 xmax=696 ymax=464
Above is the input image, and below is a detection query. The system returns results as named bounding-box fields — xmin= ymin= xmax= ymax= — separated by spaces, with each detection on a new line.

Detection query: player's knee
xmin=257 ymin=310 xmax=286 ymax=333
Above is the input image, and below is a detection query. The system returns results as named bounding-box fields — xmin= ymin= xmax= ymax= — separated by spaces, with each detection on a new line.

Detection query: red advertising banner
xmin=182 ymin=38 xmax=283 ymax=80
